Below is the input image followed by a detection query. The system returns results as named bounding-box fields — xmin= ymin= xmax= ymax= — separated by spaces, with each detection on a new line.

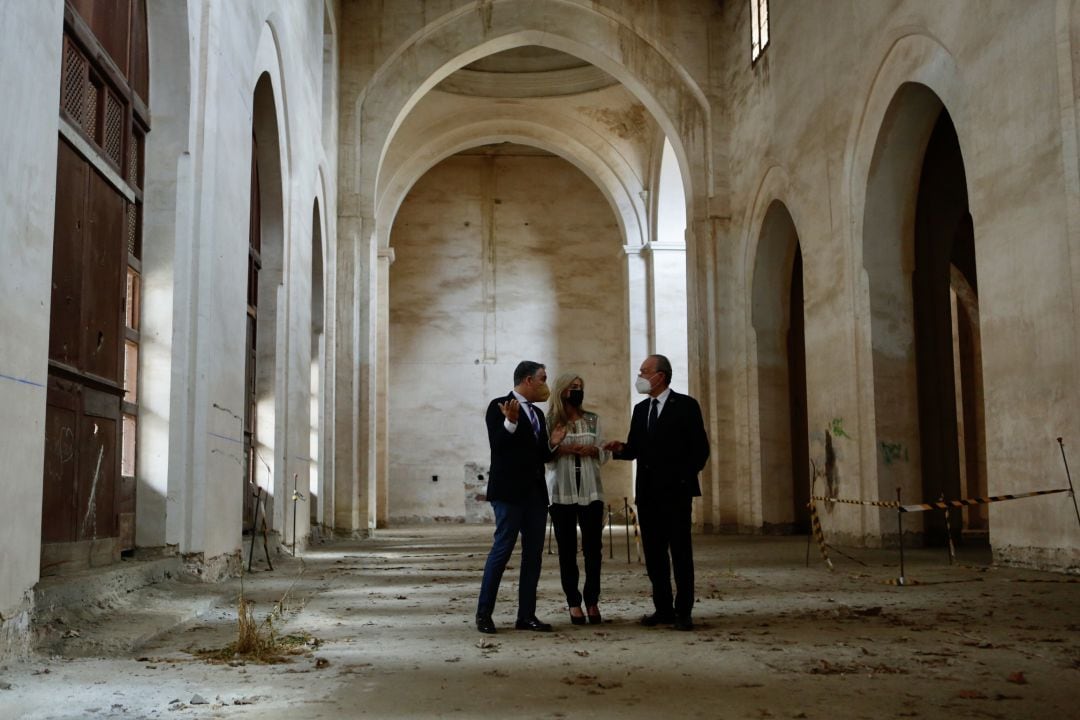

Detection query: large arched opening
xmin=386 ymin=142 xmax=630 ymax=523
xmin=751 ymin=202 xmax=809 ymax=534
xmin=339 ymin=2 xmax=715 ymax=530
xmin=244 ymin=71 xmax=286 ymax=538
xmin=912 ymin=110 xmax=986 ymax=544
xmin=862 ymin=82 xmax=986 ymax=544
xmin=309 ymin=198 xmax=326 ymax=529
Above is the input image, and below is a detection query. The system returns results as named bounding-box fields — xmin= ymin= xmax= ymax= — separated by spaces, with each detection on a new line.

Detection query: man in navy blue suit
xmin=605 ymin=354 xmax=710 ymax=630
xmin=476 ymin=361 xmax=567 ymax=633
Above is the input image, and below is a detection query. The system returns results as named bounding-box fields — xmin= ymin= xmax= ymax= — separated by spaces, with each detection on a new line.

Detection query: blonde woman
xmin=546 ymin=373 xmax=609 ymax=625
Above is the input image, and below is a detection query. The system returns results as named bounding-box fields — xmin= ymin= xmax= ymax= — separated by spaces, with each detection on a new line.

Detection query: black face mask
xmin=565 ymin=389 xmax=584 ymax=407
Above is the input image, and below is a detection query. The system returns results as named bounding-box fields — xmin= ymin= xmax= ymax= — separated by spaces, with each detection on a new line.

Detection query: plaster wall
xmin=719 ymin=1 xmax=1079 ymax=565
xmin=388 ymin=151 xmax=632 ymax=523
xmin=0 ymin=0 xmax=64 ymax=655
xmin=172 ymin=0 xmax=333 ymax=558
xmin=0 ymin=0 xmax=337 ymax=630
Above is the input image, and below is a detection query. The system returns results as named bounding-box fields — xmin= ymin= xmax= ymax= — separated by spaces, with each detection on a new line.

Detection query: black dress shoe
xmin=514 ymin=616 xmax=553 ymax=632
xmin=640 ymin=611 xmax=676 ymax=627
xmin=476 ymin=614 xmax=496 ymax=634
xmin=673 ymin=615 xmax=694 ymax=631
xmin=568 ymin=607 xmax=587 ymax=626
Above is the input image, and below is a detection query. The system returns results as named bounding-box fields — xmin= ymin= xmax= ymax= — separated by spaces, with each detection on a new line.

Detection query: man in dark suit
xmin=476 ymin=360 xmax=566 ymax=634
xmin=604 ymin=354 xmax=710 ymax=630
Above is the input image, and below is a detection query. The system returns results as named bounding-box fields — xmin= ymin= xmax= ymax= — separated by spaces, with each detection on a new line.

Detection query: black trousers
xmin=636 ymin=494 xmax=694 ymax=617
xmin=548 ymin=501 xmax=605 ymax=607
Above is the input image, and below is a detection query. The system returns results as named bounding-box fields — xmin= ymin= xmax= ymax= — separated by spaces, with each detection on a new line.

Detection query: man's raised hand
xmin=499 ymin=398 xmax=520 ymax=424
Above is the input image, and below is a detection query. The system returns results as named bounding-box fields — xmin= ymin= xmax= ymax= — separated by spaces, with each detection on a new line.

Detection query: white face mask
xmin=634 ymin=375 xmax=653 ymax=395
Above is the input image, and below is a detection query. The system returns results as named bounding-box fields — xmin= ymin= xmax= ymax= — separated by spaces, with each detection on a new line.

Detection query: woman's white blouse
xmin=546 ymin=411 xmax=610 ymax=505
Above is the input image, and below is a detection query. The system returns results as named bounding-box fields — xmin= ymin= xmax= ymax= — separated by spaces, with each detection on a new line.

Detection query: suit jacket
xmin=484 ymin=393 xmax=555 ymax=505
xmin=615 ymin=390 xmax=710 ymax=502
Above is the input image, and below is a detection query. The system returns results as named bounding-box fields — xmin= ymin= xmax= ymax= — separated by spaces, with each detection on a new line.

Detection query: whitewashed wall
xmin=0 ymin=0 xmax=64 ymax=658
xmin=0 ymin=0 xmax=336 ymax=658
xmin=721 ymin=0 xmax=1080 ymax=567
xmin=388 ymin=150 xmax=632 ymax=522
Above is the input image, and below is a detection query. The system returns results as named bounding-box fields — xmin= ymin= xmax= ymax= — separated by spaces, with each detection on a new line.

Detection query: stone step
xmin=32 ymin=557 xmax=228 ymax=658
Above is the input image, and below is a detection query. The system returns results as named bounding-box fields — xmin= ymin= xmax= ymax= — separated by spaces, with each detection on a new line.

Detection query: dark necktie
xmin=525 ymin=402 xmax=541 ymax=435
xmin=648 ymin=398 xmax=659 ymax=432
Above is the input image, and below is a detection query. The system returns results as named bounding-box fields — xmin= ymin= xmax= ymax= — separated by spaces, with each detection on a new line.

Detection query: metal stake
xmin=942 ymin=493 xmax=956 ymax=565
xmin=291 ymin=473 xmax=299 ymax=557
xmin=607 ymin=504 xmax=613 ymax=559
xmin=1057 ymin=437 xmax=1080 ymax=530
xmin=805 ymin=468 xmax=816 ymax=568
xmin=247 ymin=486 xmax=260 ymax=572
xmin=259 ymin=489 xmax=273 ymax=570
xmin=547 ymin=513 xmax=553 ymax=554
xmin=896 ymin=487 xmax=906 ymax=586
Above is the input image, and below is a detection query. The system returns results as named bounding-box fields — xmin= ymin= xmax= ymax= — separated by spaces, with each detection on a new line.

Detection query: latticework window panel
xmin=62 ymin=39 xmax=98 ymax=137
xmin=85 ymin=81 xmax=98 ymax=138
xmin=128 ymin=130 xmax=140 ymax=187
xmin=127 ymin=202 xmax=140 ymax=259
xmin=104 ymin=91 xmax=124 ymax=168
xmin=62 ymin=41 xmax=86 ymax=120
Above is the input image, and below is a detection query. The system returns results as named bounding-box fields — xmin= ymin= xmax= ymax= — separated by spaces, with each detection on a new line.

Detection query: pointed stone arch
xmin=338 ymin=0 xmax=716 ymax=534
xmin=846 ymin=32 xmax=981 ymax=541
xmin=741 ymin=164 xmax=810 ymax=534
xmin=376 ymin=111 xmax=647 ymax=249
xmin=247 ymin=61 xmax=288 ymax=547
xmin=344 ymin=1 xmax=710 ymax=240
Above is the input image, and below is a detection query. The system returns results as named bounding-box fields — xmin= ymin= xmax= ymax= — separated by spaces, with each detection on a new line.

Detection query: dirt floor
xmin=2 ymin=525 xmax=1079 ymax=719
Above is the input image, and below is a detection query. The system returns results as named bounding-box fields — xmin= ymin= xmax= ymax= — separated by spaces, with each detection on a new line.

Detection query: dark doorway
xmin=243 ymin=132 xmax=262 ymax=531
xmin=752 ymin=202 xmax=808 ymax=533
xmin=912 ymin=109 xmax=986 ymax=545
xmin=787 ymin=245 xmax=810 ymax=533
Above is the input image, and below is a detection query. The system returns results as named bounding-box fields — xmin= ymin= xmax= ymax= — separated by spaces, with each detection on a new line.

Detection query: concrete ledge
xmin=181 ymin=549 xmax=242 ymax=583
xmin=33 ymin=556 xmax=183 ymax=624
xmin=994 ymin=544 xmax=1080 ymax=574
xmin=33 ymin=579 xmax=225 ymax=658
xmin=0 ymin=594 xmax=33 ymax=662
xmin=31 ymin=555 xmax=227 ymax=658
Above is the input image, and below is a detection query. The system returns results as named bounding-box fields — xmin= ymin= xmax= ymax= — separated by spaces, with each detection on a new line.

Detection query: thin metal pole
xmin=624 ymin=497 xmax=630 ymax=563
xmin=607 ymin=504 xmax=613 ymax=559
xmin=247 ymin=486 xmax=260 ymax=572
xmin=1057 ymin=438 xmax=1080 ymax=530
xmin=805 ymin=469 xmax=816 ymax=568
xmin=291 ymin=473 xmax=299 ymax=557
xmin=547 ymin=513 xmax=553 ymax=554
xmin=260 ymin=492 xmax=274 ymax=571
xmin=942 ymin=493 xmax=956 ymax=565
xmin=896 ymin=487 xmax=906 ymax=586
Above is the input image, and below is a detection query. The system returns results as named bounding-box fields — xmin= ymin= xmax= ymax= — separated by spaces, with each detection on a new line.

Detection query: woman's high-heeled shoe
xmin=569 ymin=606 xmax=587 ymax=625
xmin=586 ymin=605 xmax=602 ymax=625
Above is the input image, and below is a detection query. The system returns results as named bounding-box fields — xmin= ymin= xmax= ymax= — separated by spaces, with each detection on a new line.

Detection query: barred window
xmin=750 ymin=0 xmax=770 ymax=63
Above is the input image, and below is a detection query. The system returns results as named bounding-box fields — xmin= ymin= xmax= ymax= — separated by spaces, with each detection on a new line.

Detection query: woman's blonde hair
xmin=546 ymin=372 xmax=584 ymax=428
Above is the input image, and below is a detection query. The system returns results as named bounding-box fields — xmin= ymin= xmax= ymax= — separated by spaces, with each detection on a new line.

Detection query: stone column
xmin=624 ymin=244 xmax=650 ymax=381
xmin=644 ymin=241 xmax=689 ymax=386
xmin=375 ymin=246 xmax=394 ymax=528
xmin=333 ymin=214 xmax=367 ymax=535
